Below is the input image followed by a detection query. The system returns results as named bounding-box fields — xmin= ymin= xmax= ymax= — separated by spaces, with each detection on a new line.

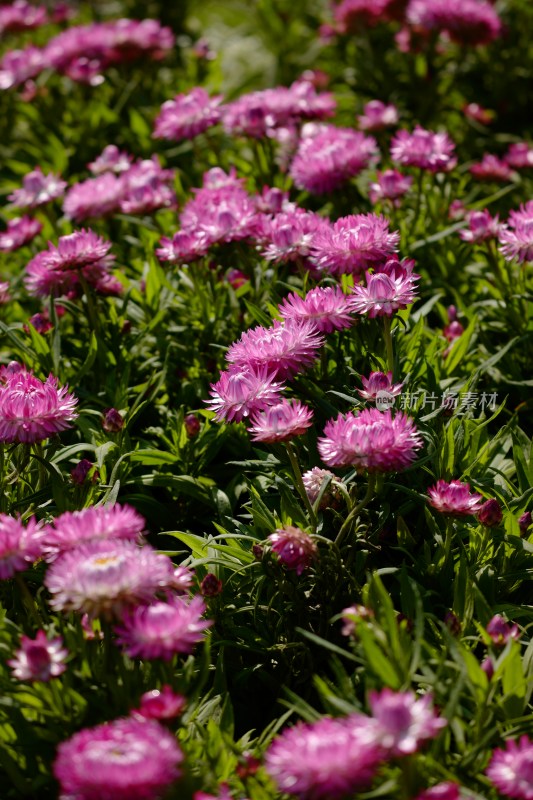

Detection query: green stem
xmin=335 ymin=473 xmax=377 ymax=548
xmin=15 ymin=574 xmax=44 ymax=628
xmin=407 ymin=169 xmax=424 ymax=240
xmin=285 ymin=442 xmax=318 ymax=531
xmin=383 ymin=316 xmax=395 ymax=376
xmin=442 ymin=516 xmax=455 ymax=572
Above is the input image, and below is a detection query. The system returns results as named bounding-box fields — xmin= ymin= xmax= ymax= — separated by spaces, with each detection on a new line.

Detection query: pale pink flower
xmin=469 ymin=154 xmax=513 ymax=182
xmin=248 ymin=399 xmax=313 ymax=443
xmin=358 ymin=371 xmax=403 ymax=402
xmin=486 ymin=736 xmax=533 ymax=800
xmin=278 ymin=286 xmax=356 ymax=333
xmin=486 ymin=614 xmax=520 ymax=646
xmin=8 ymin=630 xmax=67 ymax=682
xmin=0 ymin=370 xmax=77 ymax=443
xmin=88 ymin=145 xmax=133 ymax=175
xmin=156 ymin=230 xmax=210 ymax=264
xmin=391 ymin=126 xmax=457 ymax=172
xmin=505 ymin=142 xmax=533 ymax=170
xmin=206 ymin=366 xmax=285 ymax=423
xmin=269 ymin=526 xmax=317 ymax=574
xmin=499 ymin=201 xmax=533 ymax=263
xmin=463 ymin=103 xmax=493 ymax=125
xmin=427 ymin=479 xmax=483 ymax=515
xmin=54 ymin=717 xmax=183 ymax=800
xmin=318 ymin=408 xmax=423 ymax=472
xmin=135 ymin=686 xmax=186 ymax=720
xmin=154 ymin=87 xmax=223 ymax=140
xmin=115 ymin=595 xmax=212 ymax=660
xmin=302 ymin=467 xmax=337 ymax=505
xmin=459 ymin=209 xmax=502 ymax=243
xmin=8 ymin=168 xmax=66 ymax=209
xmin=414 ymin=783 xmax=461 ymax=800
xmin=0 ymin=216 xmax=41 ymax=251
xmin=43 ymin=504 xmax=146 ymax=560
xmin=226 ymin=319 xmax=324 ymax=380
xmin=341 ymin=605 xmax=374 ymax=636
xmin=358 ymin=100 xmax=399 ymax=132
xmin=0 ymin=514 xmax=44 ymax=579
xmin=311 ymin=214 xmax=400 ymax=277
xmin=350 ymin=259 xmax=419 ymax=317
xmin=369 ymin=169 xmax=413 ymax=205
xmin=369 ymin=689 xmax=447 ymax=756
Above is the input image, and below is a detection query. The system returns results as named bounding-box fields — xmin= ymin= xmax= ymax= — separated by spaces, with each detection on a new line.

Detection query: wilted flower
xmin=0 ymin=369 xmax=77 ymax=444
xmin=391 ymin=126 xmax=456 ymax=172
xmin=358 ymin=100 xmax=399 ymax=132
xmin=135 ymin=686 xmax=186 ymax=720
xmin=369 ymin=689 xmax=447 ymax=756
xmin=469 ymin=154 xmax=513 ymax=182
xmin=428 ymin=480 xmax=484 ymax=515
xmin=43 ymin=504 xmax=145 ymax=560
xmin=350 ymin=259 xmax=419 ymax=317
xmin=153 ymin=87 xmax=223 ymax=140
xmin=278 ymin=287 xmax=356 ymax=333
xmin=269 ymin=526 xmax=317 ymax=575
xmin=476 ymin=499 xmax=503 ymax=527
xmin=0 ymin=216 xmax=41 ymax=251
xmin=0 ymin=514 xmax=44 ymax=579
xmin=368 ymin=170 xmax=413 ymax=206
xmin=486 ymin=614 xmax=520 ymax=646
xmin=8 ymin=630 xmax=68 ymax=682
xmin=248 ymin=399 xmax=313 ymax=443
xmin=206 ymin=366 xmax=285 ymax=423
xmin=53 ymin=717 xmax=183 ymax=800
xmin=486 ymin=736 xmax=533 ymax=800
xmin=115 ymin=595 xmax=212 ymax=660
xmin=8 ymin=168 xmax=66 ymax=209
xmin=311 ymin=214 xmax=400 ymax=277
xmin=459 ymin=209 xmax=502 ymax=243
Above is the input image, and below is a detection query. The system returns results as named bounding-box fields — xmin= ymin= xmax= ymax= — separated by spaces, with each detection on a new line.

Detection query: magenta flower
xmin=358 ymin=100 xmax=399 ymax=132
xmin=8 ymin=630 xmax=68 ymax=682
xmin=0 ymin=1 xmax=47 ymax=35
xmin=63 ymin=172 xmax=125 ymax=222
xmin=350 ymin=259 xmax=419 ymax=317
xmin=369 ymin=170 xmax=413 ymax=206
xmin=0 ymin=45 xmax=46 ymax=91
xmin=253 ymin=185 xmax=292 ymax=214
xmin=44 ymin=539 xmax=176 ymax=619
xmin=463 ymin=103 xmax=493 ymax=125
xmin=153 ymin=87 xmax=223 ymax=140
xmin=88 ymin=145 xmax=133 ymax=175
xmin=0 ymin=369 xmax=78 ymax=444
xmin=180 ymin=179 xmax=258 ymax=245
xmin=248 ymin=399 xmax=313 ymax=443
xmin=486 ymin=614 xmax=520 ymax=646
xmin=102 ymin=408 xmax=124 ymax=433
xmin=0 ymin=216 xmax=41 ymax=251
xmin=265 ymin=714 xmax=384 ymax=799
xmin=311 ymin=214 xmax=400 ymax=278
xmin=118 ymin=156 xmax=176 ymax=216
xmin=226 ymin=319 xmax=324 ymax=381
xmin=278 ymin=286 xmax=356 ymax=333
xmin=135 ymin=686 xmax=186 ymax=721
xmin=318 ymin=408 xmax=423 ymax=472
xmin=358 ymin=371 xmax=403 ymax=402
xmin=8 ymin=168 xmax=66 ymax=209
xmin=0 ymin=514 xmax=44 ymax=579
xmin=268 ymin=526 xmax=317 ymax=575
xmin=499 ymin=202 xmax=533 ymax=263
xmin=341 ymin=604 xmax=374 ymax=636
xmin=459 ymin=209 xmax=502 ymax=243
xmin=486 ymin=736 xmax=533 ymax=800
xmin=260 ymin=209 xmax=328 ymax=264
xmin=406 ymin=0 xmax=502 ymax=46
xmin=414 ymin=783 xmax=461 ymax=800
xmin=469 ymin=154 xmax=513 ymax=182
xmin=290 ymin=124 xmax=378 ymax=194
xmin=334 ymin=0 xmax=391 ymax=32
xmin=302 ymin=467 xmax=337 ymax=505
xmin=206 ymin=366 xmax=285 ymax=423
xmin=505 ymin=142 xmax=533 ymax=170
xmin=428 ymin=480 xmax=484 ymax=515
xmin=0 ymin=281 xmax=10 ymax=304
xmin=369 ymin=689 xmax=447 ymax=756
xmin=156 ymin=230 xmax=210 ymax=264
xmin=476 ymin=498 xmax=503 ymax=527
xmin=391 ymin=126 xmax=457 ymax=172
xmin=115 ymin=595 xmax=212 ymax=660
xmin=519 ymin=511 xmax=532 ymax=535
xmin=54 ymin=717 xmax=183 ymax=800
xmin=43 ymin=504 xmax=146 ymax=561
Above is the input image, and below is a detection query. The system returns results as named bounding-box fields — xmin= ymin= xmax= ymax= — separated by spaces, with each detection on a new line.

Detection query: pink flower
xmin=8 ymin=630 xmax=67 ymax=682
xmin=369 ymin=170 xmax=413 ymax=205
xmin=0 ymin=514 xmax=44 ymax=579
xmin=0 ymin=370 xmax=78 ymax=443
xmin=153 ymin=87 xmax=223 ymax=140
xmin=486 ymin=736 xmax=533 ymax=800
xmin=368 ymin=689 xmax=447 ymax=756
xmin=476 ymin=498 xmax=503 ymax=527
xmin=0 ymin=281 xmax=10 ymax=303
xmin=463 ymin=103 xmax=493 ymax=125
xmin=350 ymin=259 xmax=419 ymax=317
xmin=358 ymin=371 xmax=403 ymax=402
xmin=469 ymin=154 xmax=513 ymax=182
xmin=302 ymin=467 xmax=337 ymax=505
xmin=486 ymin=614 xmax=520 ymax=646
xmin=334 ymin=0 xmax=391 ymax=32
xmin=265 ymin=714 xmax=384 ymax=799
xmin=0 ymin=1 xmax=47 ymax=35
xmin=391 ymin=126 xmax=457 ymax=172
xmin=63 ymin=172 xmax=124 ymax=222
xmin=0 ymin=45 xmax=46 ymax=90
xmin=459 ymin=209 xmax=502 ymax=243
xmin=341 ymin=604 xmax=374 ymax=636
xmin=260 ymin=209 xmax=327 ymax=264
xmin=206 ymin=366 xmax=285 ymax=423
xmin=427 ymin=479 xmax=483 ymax=515
xmin=358 ymin=100 xmax=399 ymax=132
xmin=43 ymin=504 xmax=146 ymax=560
xmin=519 ymin=511 xmax=532 ymax=535
xmin=135 ymin=686 xmax=186 ymax=720
xmin=102 ymin=408 xmax=125 ymax=433
xmin=248 ymin=399 xmax=313 ymax=443
xmin=53 ymin=717 xmax=183 ymax=800
xmin=505 ymin=142 xmax=533 ymax=170
xmin=414 ymin=783 xmax=461 ymax=800
xmin=115 ymin=595 xmax=212 ymax=660
xmin=88 ymin=145 xmax=133 ymax=175
xmin=269 ymin=526 xmax=317 ymax=574
xmin=311 ymin=214 xmax=400 ymax=278
xmin=8 ymin=168 xmax=66 ymax=209
xmin=0 ymin=216 xmax=41 ymax=251
xmin=318 ymin=408 xmax=423 ymax=472
xmin=499 ymin=201 xmax=533 ymax=263
xmin=118 ymin=156 xmax=176 ymax=216
xmin=278 ymin=286 xmax=356 ymax=333
xmin=156 ymin=230 xmax=210 ymax=264
xmin=180 ymin=181 xmax=258 ymax=245
xmin=290 ymin=124 xmax=378 ymax=194
xmin=44 ymin=539 xmax=176 ymax=619
xmin=253 ymin=185 xmax=292 ymax=214
xmin=226 ymin=319 xmax=324 ymax=381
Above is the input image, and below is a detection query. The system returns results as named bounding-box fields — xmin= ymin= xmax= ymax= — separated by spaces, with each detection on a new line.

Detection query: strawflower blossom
xmin=8 ymin=630 xmax=68 ymax=682
xmin=0 ymin=216 xmax=42 ymax=251
xmin=0 ymin=514 xmax=44 ymax=579
xmin=8 ymin=168 xmax=67 ymax=209
xmin=519 ymin=511 xmax=532 ymax=535
xmin=463 ymin=103 xmax=493 ymax=126
xmin=476 ymin=498 xmax=503 ymax=527
xmin=43 ymin=504 xmax=146 ymax=560
xmin=414 ymin=783 xmax=461 ymax=800
xmin=427 ymin=479 xmax=483 ymax=515
xmin=88 ymin=145 xmax=133 ymax=175
xmin=341 ymin=604 xmax=374 ymax=636
xmin=311 ymin=214 xmax=400 ymax=277
xmin=0 ymin=45 xmax=47 ymax=91
xmin=499 ymin=201 xmax=533 ymax=263
xmin=459 ymin=209 xmax=502 ymax=243
xmin=358 ymin=371 xmax=403 ymax=402
xmin=318 ymin=408 xmax=423 ymax=472
xmin=358 ymin=100 xmax=399 ymax=132
xmin=350 ymin=258 xmax=419 ymax=317
xmin=505 ymin=142 xmax=533 ymax=170
xmin=63 ymin=172 xmax=125 ymax=222
xmin=44 ymin=539 xmax=176 ymax=619
xmin=253 ymin=185 xmax=293 ymax=214
xmin=260 ymin=209 xmax=328 ymax=264
xmin=225 ymin=319 xmax=324 ymax=380
xmin=153 ymin=87 xmax=223 ymax=140
xmin=290 ymin=124 xmax=378 ymax=194
xmin=278 ymin=286 xmax=356 ymax=333
xmin=53 ymin=717 xmax=183 ymax=800
xmin=118 ymin=156 xmax=176 ymax=216
xmin=135 ymin=686 xmax=186 ymax=721
xmin=0 ymin=281 xmax=10 ymax=303
xmin=206 ymin=366 xmax=284 ymax=423
xmin=469 ymin=154 xmax=513 ymax=182
xmin=156 ymin=230 xmax=210 ymax=264
xmin=486 ymin=736 xmax=533 ymax=800
xmin=391 ymin=126 xmax=457 ymax=172
xmin=179 ymin=178 xmax=258 ymax=245
xmin=0 ymin=369 xmax=78 ymax=443
xmin=115 ymin=595 xmax=212 ymax=660
xmin=369 ymin=170 xmax=413 ymax=206
xmin=333 ymin=0 xmax=393 ymax=32
xmin=369 ymin=689 xmax=447 ymax=756
xmin=302 ymin=467 xmax=337 ymax=505
xmin=486 ymin=614 xmax=520 ymax=646
xmin=248 ymin=399 xmax=313 ymax=443
xmin=265 ymin=714 xmax=384 ymax=799
xmin=269 ymin=526 xmax=317 ymax=575
xmin=406 ymin=0 xmax=501 ymax=46
xmin=0 ymin=1 xmax=47 ymax=35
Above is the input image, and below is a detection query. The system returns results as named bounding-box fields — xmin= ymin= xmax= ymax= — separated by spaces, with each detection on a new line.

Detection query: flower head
xmin=63 ymin=172 xmax=124 ymax=222
xmin=476 ymin=498 xmax=503 ymax=527
xmin=0 ymin=514 xmax=44 ymax=579
xmin=369 ymin=689 xmax=447 ymax=756
xmin=8 ymin=630 xmax=68 ymax=682
xmin=469 ymin=154 xmax=513 ymax=182
xmin=268 ymin=526 xmax=317 ymax=575
xmin=302 ymin=467 xmax=338 ymax=505
xmin=54 ymin=716 xmax=183 ymax=800
xmin=260 ymin=209 xmax=327 ymax=264
xmin=8 ymin=168 xmax=66 ymax=209
xmin=427 ymin=479 xmax=483 ymax=515
xmin=486 ymin=614 xmax=520 ymax=646
xmin=459 ymin=209 xmax=502 ymax=243
xmin=391 ymin=126 xmax=456 ymax=172
xmin=155 ymin=230 xmax=210 ymax=264
xmin=153 ymin=87 xmax=223 ymax=140
xmin=248 ymin=399 xmax=313 ymax=443
xmin=334 ymin=0 xmax=392 ymax=32
xmin=0 ymin=216 xmax=41 ymax=251
xmin=0 ymin=369 xmax=78 ymax=444
xmin=206 ymin=366 xmax=285 ymax=423
xmin=311 ymin=214 xmax=400 ymax=278
xmin=358 ymin=371 xmax=404 ymax=403
xmin=499 ymin=201 xmax=533 ymax=263
xmin=115 ymin=595 xmax=212 ymax=660
xmin=43 ymin=504 xmax=146 ymax=561
xmin=88 ymin=145 xmax=133 ymax=175
xmin=369 ymin=170 xmax=412 ymax=205
xmin=406 ymin=0 xmax=502 ymax=46
xmin=350 ymin=259 xmax=419 ymax=317
xmin=135 ymin=686 xmax=186 ymax=720
xmin=358 ymin=100 xmax=399 ymax=132
xmin=278 ymin=286 xmax=356 ymax=333
xmin=505 ymin=143 xmax=533 ymax=170
xmin=486 ymin=736 xmax=533 ymax=800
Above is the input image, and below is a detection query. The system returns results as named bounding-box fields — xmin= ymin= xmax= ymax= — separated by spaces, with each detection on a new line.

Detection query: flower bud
xmin=200 ymin=573 xmax=223 ymax=597
xmin=476 ymin=499 xmax=503 ymax=527
xmin=102 ymin=408 xmax=124 ymax=433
